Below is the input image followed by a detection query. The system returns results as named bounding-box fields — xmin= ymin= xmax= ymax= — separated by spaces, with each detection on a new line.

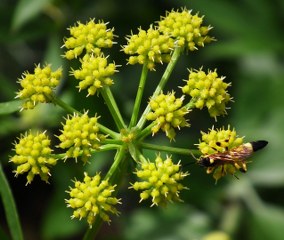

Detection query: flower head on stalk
xmin=10 ymin=131 xmax=57 ymax=184
xmin=57 ymin=112 xmax=106 ymax=163
xmin=158 ymin=8 xmax=214 ymax=51
xmin=16 ymin=64 xmax=62 ymax=110
xmin=197 ymin=126 xmax=244 ymax=181
xmin=182 ymin=68 xmax=232 ymax=120
xmin=66 ymin=172 xmax=121 ymax=227
xmin=146 ymin=92 xmax=190 ymax=140
xmin=70 ymin=54 xmax=117 ymax=96
xmin=123 ymin=26 xmax=174 ymax=70
xmin=63 ymin=19 xmax=115 ymax=60
xmin=131 ymin=155 xmax=189 ymax=207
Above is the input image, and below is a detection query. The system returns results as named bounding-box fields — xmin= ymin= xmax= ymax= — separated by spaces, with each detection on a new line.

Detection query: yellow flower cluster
xmin=10 ymin=131 xmax=57 ymax=184
xmin=58 ymin=112 xmax=106 ymax=162
xmin=66 ymin=172 xmax=121 ymax=227
xmin=123 ymin=8 xmax=214 ymax=70
xmin=182 ymin=69 xmax=232 ymax=119
xmin=71 ymin=54 xmax=116 ymax=96
xmin=146 ymin=92 xmax=189 ymax=140
xmin=158 ymin=8 xmax=214 ymax=50
xmin=131 ymin=156 xmax=189 ymax=207
xmin=198 ymin=126 xmax=243 ymax=155
xmin=123 ymin=27 xmax=174 ymax=70
xmin=63 ymin=19 xmax=114 ymax=59
xmin=16 ymin=64 xmax=62 ymax=110
xmin=197 ymin=126 xmax=244 ymax=181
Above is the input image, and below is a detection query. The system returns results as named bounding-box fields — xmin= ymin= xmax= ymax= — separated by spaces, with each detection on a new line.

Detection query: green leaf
xmin=12 ymin=0 xmax=54 ymax=31
xmin=230 ymin=55 xmax=284 ymax=187
xmin=42 ymin=203 xmax=84 ymax=239
xmin=122 ymin=205 xmax=211 ymax=240
xmin=0 ymin=100 xmax=22 ymax=115
xmin=249 ymin=205 xmax=284 ymax=240
xmin=44 ymin=34 xmax=64 ymax=70
xmin=0 ymin=164 xmax=24 ymax=240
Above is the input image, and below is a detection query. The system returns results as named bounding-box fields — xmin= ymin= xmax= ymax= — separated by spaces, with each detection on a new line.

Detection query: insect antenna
xmin=233 ymin=174 xmax=239 ymax=180
xmin=181 ymin=150 xmax=198 ymax=170
xmin=189 ymin=150 xmax=199 ymax=161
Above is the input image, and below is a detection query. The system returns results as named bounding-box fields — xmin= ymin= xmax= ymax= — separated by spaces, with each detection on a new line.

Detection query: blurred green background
xmin=1 ymin=0 xmax=284 ymax=239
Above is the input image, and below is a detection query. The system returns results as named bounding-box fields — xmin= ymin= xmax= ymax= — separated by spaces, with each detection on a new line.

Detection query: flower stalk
xmin=100 ymin=86 xmax=126 ymax=130
xmin=129 ymin=63 xmax=149 ymax=128
xmin=137 ymin=46 xmax=183 ymax=128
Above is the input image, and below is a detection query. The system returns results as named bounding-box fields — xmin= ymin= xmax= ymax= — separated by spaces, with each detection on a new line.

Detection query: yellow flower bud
xmin=10 ymin=131 xmax=57 ymax=184
xmin=66 ymin=172 xmax=121 ymax=227
xmin=131 ymin=155 xmax=189 ymax=207
xmin=146 ymin=92 xmax=190 ymax=140
xmin=16 ymin=64 xmax=62 ymax=110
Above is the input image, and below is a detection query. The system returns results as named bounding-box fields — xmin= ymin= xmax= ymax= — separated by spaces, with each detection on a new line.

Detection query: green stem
xmin=0 ymin=163 xmax=24 ymax=240
xmin=129 ymin=63 xmax=148 ymax=128
xmin=105 ymin=145 xmax=127 ymax=180
xmin=140 ymin=142 xmax=200 ymax=156
xmin=136 ymin=122 xmax=156 ymax=140
xmin=101 ymin=139 xmax=123 ymax=145
xmin=100 ymin=87 xmax=126 ymax=131
xmin=135 ymin=147 xmax=148 ymax=164
xmin=97 ymin=123 xmax=120 ymax=139
xmin=48 ymin=94 xmax=119 ymax=139
xmin=96 ymin=144 xmax=121 ymax=152
xmin=137 ymin=47 xmax=183 ymax=128
xmin=52 ymin=143 xmax=122 ymax=161
xmin=185 ymin=97 xmax=197 ymax=110
xmin=48 ymin=94 xmax=80 ymax=114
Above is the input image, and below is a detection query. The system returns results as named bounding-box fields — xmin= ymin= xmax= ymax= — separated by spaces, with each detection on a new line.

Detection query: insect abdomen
xmin=250 ymin=140 xmax=268 ymax=152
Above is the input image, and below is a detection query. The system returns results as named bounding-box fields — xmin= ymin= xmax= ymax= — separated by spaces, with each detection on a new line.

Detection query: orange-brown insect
xmin=198 ymin=140 xmax=268 ymax=175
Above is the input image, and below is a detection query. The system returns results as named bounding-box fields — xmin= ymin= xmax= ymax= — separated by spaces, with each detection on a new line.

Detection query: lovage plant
xmin=1 ymin=7 xmax=267 ymax=240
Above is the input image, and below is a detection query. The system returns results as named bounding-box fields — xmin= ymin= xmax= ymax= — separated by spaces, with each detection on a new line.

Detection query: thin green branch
xmin=48 ymin=94 xmax=119 ymax=138
xmin=101 ymin=138 xmax=123 ymax=145
xmin=97 ymin=123 xmax=120 ymax=139
xmin=136 ymin=122 xmax=156 ymax=140
xmin=0 ymin=163 xmax=24 ymax=240
xmin=48 ymin=93 xmax=80 ymax=114
xmin=100 ymin=87 xmax=126 ymax=131
xmin=105 ymin=145 xmax=127 ymax=180
xmin=129 ymin=63 xmax=149 ymax=128
xmin=137 ymin=47 xmax=183 ymax=128
xmin=140 ymin=142 xmax=200 ymax=156
xmin=185 ymin=97 xmax=197 ymax=110
xmin=128 ymin=142 xmax=140 ymax=163
xmin=134 ymin=146 xmax=148 ymax=163
xmin=97 ymin=144 xmax=121 ymax=152
xmin=52 ymin=143 xmax=122 ymax=161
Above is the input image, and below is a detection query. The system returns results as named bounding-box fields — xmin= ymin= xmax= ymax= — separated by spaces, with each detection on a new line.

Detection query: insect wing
xmin=224 ymin=145 xmax=252 ymax=161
